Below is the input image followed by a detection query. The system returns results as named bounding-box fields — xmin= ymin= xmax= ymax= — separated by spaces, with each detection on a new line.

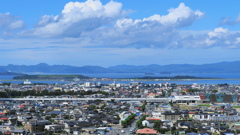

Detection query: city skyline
xmin=1 ymin=0 xmax=240 ymax=67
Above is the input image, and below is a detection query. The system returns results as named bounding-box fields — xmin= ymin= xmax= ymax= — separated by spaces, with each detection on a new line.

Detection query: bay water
xmin=0 ymin=73 xmax=240 ymax=84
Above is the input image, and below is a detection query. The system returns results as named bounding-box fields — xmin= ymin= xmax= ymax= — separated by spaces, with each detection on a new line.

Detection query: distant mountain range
xmin=0 ymin=61 xmax=240 ymax=73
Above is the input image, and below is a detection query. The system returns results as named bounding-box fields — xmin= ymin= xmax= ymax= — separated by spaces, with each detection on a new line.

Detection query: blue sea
xmin=0 ymin=73 xmax=240 ymax=84
xmin=80 ymin=73 xmax=240 ymax=79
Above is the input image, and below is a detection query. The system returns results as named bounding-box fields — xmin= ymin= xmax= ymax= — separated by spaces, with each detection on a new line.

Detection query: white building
xmin=194 ymin=113 xmax=240 ymax=122
xmin=193 ymin=113 xmax=220 ymax=121
xmin=23 ymin=79 xmax=31 ymax=85
xmin=84 ymin=82 xmax=91 ymax=87
xmin=172 ymin=95 xmax=201 ymax=103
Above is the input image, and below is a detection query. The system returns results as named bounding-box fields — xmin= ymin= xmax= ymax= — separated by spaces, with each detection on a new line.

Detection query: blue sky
xmin=1 ymin=0 xmax=240 ymax=67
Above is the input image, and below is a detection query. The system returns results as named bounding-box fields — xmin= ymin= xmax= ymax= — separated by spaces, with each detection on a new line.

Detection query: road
xmin=109 ymin=106 xmax=150 ymax=135
xmin=0 ymin=97 xmax=170 ymax=102
xmin=113 ymin=104 xmax=154 ymax=135
xmin=109 ymin=117 xmax=139 ymax=135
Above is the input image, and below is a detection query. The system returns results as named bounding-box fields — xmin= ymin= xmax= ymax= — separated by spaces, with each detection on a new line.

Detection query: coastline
xmin=1 ymin=78 xmax=240 ymax=85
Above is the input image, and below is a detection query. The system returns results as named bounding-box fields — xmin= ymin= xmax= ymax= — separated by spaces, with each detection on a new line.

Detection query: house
xmin=8 ymin=118 xmax=19 ymax=126
xmin=119 ymin=111 xmax=132 ymax=121
xmin=188 ymin=111 xmax=195 ymax=118
xmin=0 ymin=124 xmax=15 ymax=134
xmin=162 ymin=112 xmax=182 ymax=121
xmin=221 ymin=132 xmax=235 ymax=135
xmin=11 ymin=129 xmax=29 ymax=135
xmin=24 ymin=120 xmax=51 ymax=133
xmin=146 ymin=110 xmax=163 ymax=123
xmin=0 ymin=117 xmax=8 ymax=123
xmin=45 ymin=124 xmax=64 ymax=132
xmin=147 ymin=93 xmax=156 ymax=98
xmin=136 ymin=128 xmax=158 ymax=135
xmin=63 ymin=121 xmax=81 ymax=134
xmin=193 ymin=113 xmax=223 ymax=121
xmin=77 ymin=121 xmax=93 ymax=128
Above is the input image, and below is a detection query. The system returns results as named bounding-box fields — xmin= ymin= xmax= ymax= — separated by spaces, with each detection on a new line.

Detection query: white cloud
xmin=9 ymin=20 xmax=24 ymax=29
xmin=142 ymin=3 xmax=203 ymax=27
xmin=87 ymin=3 xmax=240 ymax=49
xmin=80 ymin=2 xmax=204 ymax=48
xmin=35 ymin=15 xmax=55 ymax=27
xmin=16 ymin=1 xmax=240 ymax=49
xmin=208 ymin=27 xmax=229 ymax=38
xmin=23 ymin=0 xmax=124 ymax=38
xmin=206 ymin=27 xmax=240 ymax=48
xmin=178 ymin=27 xmax=240 ymax=48
xmin=0 ymin=12 xmax=24 ymax=36
xmin=115 ymin=3 xmax=203 ymax=29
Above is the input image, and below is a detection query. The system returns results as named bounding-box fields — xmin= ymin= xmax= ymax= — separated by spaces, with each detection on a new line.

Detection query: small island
xmin=144 ymin=73 xmax=155 ymax=75
xmin=0 ymin=72 xmax=26 ymax=76
xmin=136 ymin=75 xmax=215 ymax=80
xmin=159 ymin=72 xmax=171 ymax=74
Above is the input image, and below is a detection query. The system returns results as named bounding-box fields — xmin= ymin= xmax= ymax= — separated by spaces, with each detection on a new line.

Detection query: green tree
xmin=162 ymin=91 xmax=166 ymax=97
xmin=89 ymin=105 xmax=96 ymax=110
xmin=188 ymin=89 xmax=199 ymax=93
xmin=41 ymin=90 xmax=49 ymax=96
xmin=236 ymin=130 xmax=240 ymax=134
xmin=153 ymin=120 xmax=162 ymax=131
xmin=136 ymin=115 xmax=147 ymax=129
xmin=158 ymin=128 xmax=168 ymax=134
xmin=212 ymin=89 xmax=218 ymax=94
xmin=121 ymin=114 xmax=136 ymax=127
xmin=0 ymin=92 xmax=8 ymax=98
xmin=45 ymin=130 xmax=54 ymax=135
xmin=141 ymin=104 xmax=146 ymax=112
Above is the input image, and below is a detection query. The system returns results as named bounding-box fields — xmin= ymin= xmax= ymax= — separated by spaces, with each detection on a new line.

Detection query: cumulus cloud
xmin=83 ymin=3 xmax=240 ymax=49
xmin=115 ymin=3 xmax=203 ymax=29
xmin=19 ymin=1 xmax=240 ymax=49
xmin=206 ymin=27 xmax=240 ymax=48
xmin=23 ymin=0 xmax=124 ymax=37
xmin=0 ymin=12 xmax=24 ymax=36
xmin=21 ymin=2 xmax=205 ymax=47
xmin=208 ymin=27 xmax=229 ymax=38
xmin=77 ymin=3 xmax=204 ymax=48
xmin=177 ymin=27 xmax=240 ymax=48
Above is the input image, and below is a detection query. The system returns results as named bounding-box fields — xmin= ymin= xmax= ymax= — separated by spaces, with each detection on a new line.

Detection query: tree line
xmin=121 ymin=113 xmax=136 ymax=128
xmin=0 ymin=89 xmax=111 ymax=98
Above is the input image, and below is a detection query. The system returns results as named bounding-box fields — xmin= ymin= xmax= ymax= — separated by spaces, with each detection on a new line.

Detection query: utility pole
xmin=170 ymin=126 xmax=172 ymax=135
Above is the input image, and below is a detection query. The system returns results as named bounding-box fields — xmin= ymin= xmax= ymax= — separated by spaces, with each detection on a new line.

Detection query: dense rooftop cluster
xmin=0 ymin=81 xmax=240 ymax=135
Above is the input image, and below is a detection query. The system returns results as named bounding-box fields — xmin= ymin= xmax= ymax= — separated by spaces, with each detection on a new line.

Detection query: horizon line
xmin=1 ymin=60 xmax=240 ymax=68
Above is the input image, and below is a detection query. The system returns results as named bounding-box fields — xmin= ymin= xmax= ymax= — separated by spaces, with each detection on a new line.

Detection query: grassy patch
xmin=198 ymin=104 xmax=211 ymax=107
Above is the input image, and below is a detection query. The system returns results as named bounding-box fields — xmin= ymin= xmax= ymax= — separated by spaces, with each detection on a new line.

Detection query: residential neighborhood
xmin=0 ymin=81 xmax=240 ymax=135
